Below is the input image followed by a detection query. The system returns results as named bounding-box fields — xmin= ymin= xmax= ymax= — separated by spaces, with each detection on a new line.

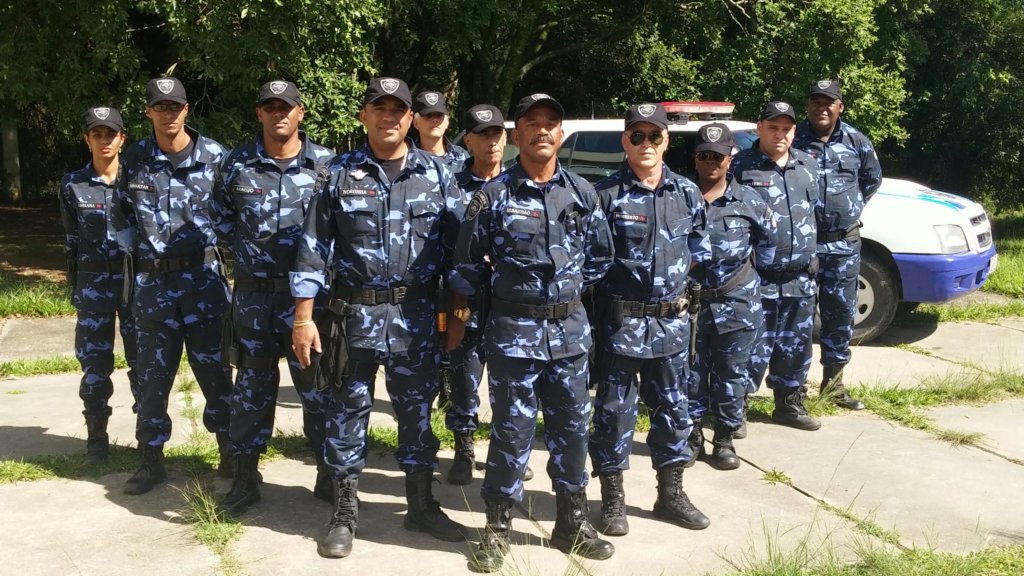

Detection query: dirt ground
xmin=0 ymin=205 xmax=67 ymax=283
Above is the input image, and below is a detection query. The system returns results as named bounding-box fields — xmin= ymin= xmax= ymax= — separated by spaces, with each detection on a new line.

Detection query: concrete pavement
xmin=1 ymin=316 xmax=1023 ymax=575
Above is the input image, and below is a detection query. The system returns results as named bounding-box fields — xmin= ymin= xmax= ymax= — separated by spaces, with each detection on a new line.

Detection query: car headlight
xmin=933 ymin=224 xmax=969 ymax=254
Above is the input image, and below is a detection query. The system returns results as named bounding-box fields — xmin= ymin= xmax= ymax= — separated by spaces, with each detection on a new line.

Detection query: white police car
xmin=472 ymin=101 xmax=997 ymax=343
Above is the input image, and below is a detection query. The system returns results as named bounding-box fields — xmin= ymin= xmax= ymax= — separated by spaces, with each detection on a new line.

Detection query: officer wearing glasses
xmin=588 ymin=103 xmax=712 ymax=537
xmin=113 ymin=77 xmax=233 ymax=495
xmin=687 ymin=123 xmax=776 ymax=470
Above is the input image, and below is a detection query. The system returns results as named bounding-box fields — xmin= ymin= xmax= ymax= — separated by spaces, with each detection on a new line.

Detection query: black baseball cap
xmin=146 ymin=77 xmax=187 ymax=106
xmin=413 ymin=91 xmax=448 ymax=115
xmin=258 ymin=80 xmax=302 ymax=107
xmin=694 ymin=123 xmax=736 ymax=155
xmin=624 ymin=103 xmax=668 ymax=131
xmin=362 ymin=77 xmax=412 ymax=108
xmin=809 ymin=79 xmax=843 ymax=100
xmin=513 ymin=93 xmax=564 ymax=122
xmin=759 ymin=101 xmax=797 ymax=122
xmin=464 ymin=104 xmax=505 ymax=133
xmin=83 ymin=106 xmax=125 ymax=133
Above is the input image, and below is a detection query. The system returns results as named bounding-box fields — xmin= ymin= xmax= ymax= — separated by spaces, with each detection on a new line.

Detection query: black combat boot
xmin=319 ymin=478 xmax=358 ymax=558
xmin=221 ymin=453 xmax=261 ymax=516
xmin=597 ymin=472 xmax=629 ymax=536
xmin=550 ymin=489 xmax=615 ymax=560
xmin=684 ymin=419 xmax=705 ymax=468
xmin=707 ymin=426 xmax=740 ymax=470
xmin=771 ymin=386 xmax=822 ymax=430
xmin=216 ymin=431 xmax=234 ymax=478
xmin=468 ymin=501 xmax=512 ymax=573
xmin=313 ymin=457 xmax=332 ymax=502
xmin=84 ymin=411 xmax=110 ymax=465
xmin=124 ymin=444 xmax=167 ymax=495
xmin=733 ymin=395 xmax=749 ymax=439
xmin=653 ymin=464 xmax=710 ymax=530
xmin=447 ymin=432 xmax=475 ymax=485
xmin=821 ymin=364 xmax=865 ymax=410
xmin=404 ymin=469 xmax=466 ymax=542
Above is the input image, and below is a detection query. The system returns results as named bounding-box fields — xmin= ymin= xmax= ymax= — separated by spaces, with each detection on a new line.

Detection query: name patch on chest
xmin=340 ymin=188 xmax=376 ymax=197
xmin=128 ymin=182 xmax=155 ymax=193
xmin=232 ymin=185 xmax=263 ymax=196
xmin=505 ymin=207 xmax=541 ymax=218
xmin=616 ymin=213 xmax=647 ymax=223
xmin=78 ymin=202 xmax=103 ymax=210
xmin=749 ymin=181 xmax=772 ymax=188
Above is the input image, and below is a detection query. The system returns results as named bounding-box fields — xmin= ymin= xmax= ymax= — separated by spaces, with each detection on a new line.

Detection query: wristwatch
xmin=451 ymin=307 xmax=471 ymax=322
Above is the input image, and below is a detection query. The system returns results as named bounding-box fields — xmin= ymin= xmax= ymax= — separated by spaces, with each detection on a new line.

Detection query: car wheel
xmin=852 ymin=251 xmax=899 ymax=344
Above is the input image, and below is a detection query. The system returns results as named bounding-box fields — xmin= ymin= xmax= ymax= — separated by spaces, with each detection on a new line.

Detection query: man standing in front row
xmin=213 ymin=80 xmax=334 ymax=515
xmin=731 ymin=101 xmax=821 ymax=431
xmin=794 ymin=80 xmax=881 ymax=410
xmin=114 ymin=77 xmax=234 ymax=494
xmin=452 ymin=94 xmax=614 ymax=572
xmin=291 ymin=77 xmax=465 ymax=559
xmin=588 ymin=104 xmax=711 ymax=537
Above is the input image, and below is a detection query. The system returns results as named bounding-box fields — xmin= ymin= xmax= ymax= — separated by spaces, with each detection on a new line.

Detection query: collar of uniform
xmin=724 ymin=174 xmax=745 ymax=200
xmin=623 ymin=162 xmax=675 ymax=194
xmin=749 ymin=140 xmax=797 ymax=170
xmin=350 ymin=138 xmax=430 ymax=176
xmin=455 ymin=157 xmax=486 ymax=188
xmin=505 ymin=159 xmax=568 ymax=193
xmin=144 ymin=125 xmax=216 ymax=166
xmin=250 ymin=130 xmax=317 ymax=169
xmin=796 ymin=118 xmax=846 ymax=145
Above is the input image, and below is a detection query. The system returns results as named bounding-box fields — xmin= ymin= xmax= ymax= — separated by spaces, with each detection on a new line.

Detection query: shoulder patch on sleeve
xmin=465 ymin=190 xmax=489 ymax=220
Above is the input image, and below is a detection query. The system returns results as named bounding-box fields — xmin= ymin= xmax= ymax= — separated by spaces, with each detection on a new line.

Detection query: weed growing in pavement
xmin=0 ymin=270 xmax=74 ymax=318
xmin=761 ymin=469 xmax=792 ymax=486
xmin=891 ymin=343 xmax=934 ymax=357
xmin=0 ymin=353 xmax=128 ymax=378
xmin=6 ymin=389 xmax=25 ymax=394
xmin=176 ymin=479 xmax=244 ymax=574
xmin=0 ymin=444 xmax=140 ymax=483
xmin=815 ymin=501 xmax=903 ymax=550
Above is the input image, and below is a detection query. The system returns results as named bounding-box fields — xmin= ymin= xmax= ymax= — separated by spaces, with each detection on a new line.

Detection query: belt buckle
xmin=552 ymin=302 xmax=567 ymax=319
xmin=628 ymin=301 xmax=643 ymax=317
xmin=673 ymin=295 xmax=690 ymax=315
xmin=392 ymin=286 xmax=407 ymax=303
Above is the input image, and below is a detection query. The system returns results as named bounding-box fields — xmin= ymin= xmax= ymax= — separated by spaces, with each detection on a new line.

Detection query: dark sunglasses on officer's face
xmin=150 ymin=102 xmax=185 ymax=113
xmin=628 ymin=130 xmax=664 ymax=146
xmin=696 ymin=151 xmax=727 ymax=163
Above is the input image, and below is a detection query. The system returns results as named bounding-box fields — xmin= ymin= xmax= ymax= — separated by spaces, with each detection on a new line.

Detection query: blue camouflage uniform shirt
xmin=213 ymin=132 xmax=334 ymax=330
xmin=113 ymin=126 xmax=230 ymax=322
xmin=290 ymin=141 xmax=462 ymax=354
xmin=730 ymin=144 xmax=819 ymax=299
xmin=594 ymin=164 xmax=711 ymax=358
xmin=451 ymin=157 xmax=496 ymax=331
xmin=793 ymin=119 xmax=882 ymax=255
xmin=452 ymin=160 xmax=614 ymax=361
xmin=691 ymin=176 xmax=777 ymax=333
xmin=440 ymin=139 xmax=470 ymax=172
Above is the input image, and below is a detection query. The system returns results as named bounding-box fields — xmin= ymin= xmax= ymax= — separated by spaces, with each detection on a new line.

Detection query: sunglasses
xmin=696 ymin=151 xmax=727 ymax=163
xmin=628 ymin=130 xmax=664 ymax=146
xmin=150 ymin=102 xmax=185 ymax=113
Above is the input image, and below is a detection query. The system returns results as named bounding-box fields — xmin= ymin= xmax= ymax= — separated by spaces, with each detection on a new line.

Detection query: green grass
xmin=894 ymin=301 xmax=1024 ymax=328
xmin=265 ymin=431 xmax=314 ymax=460
xmin=890 ymin=343 xmax=933 ymax=357
xmin=0 ymin=269 xmax=74 ymax=317
xmin=6 ymin=389 xmax=25 ymax=394
xmin=176 ymin=479 xmax=244 ymax=574
xmin=815 ymin=501 xmax=903 ymax=549
xmin=985 ymin=210 xmax=1024 ymax=298
xmin=761 ymin=469 xmax=792 ymax=486
xmin=0 ymin=444 xmax=140 ymax=483
xmin=0 ymin=353 xmax=128 ymax=378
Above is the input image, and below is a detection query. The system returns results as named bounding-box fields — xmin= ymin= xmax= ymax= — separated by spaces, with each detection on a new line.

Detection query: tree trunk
xmin=1 ymin=117 xmax=21 ymax=203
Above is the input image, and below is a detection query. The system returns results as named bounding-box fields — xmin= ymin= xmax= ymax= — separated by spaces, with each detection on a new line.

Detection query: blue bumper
xmin=893 ymin=245 xmax=997 ymax=303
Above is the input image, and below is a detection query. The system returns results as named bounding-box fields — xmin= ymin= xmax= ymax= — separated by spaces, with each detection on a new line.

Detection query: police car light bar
xmin=661 ymin=101 xmax=735 ymax=115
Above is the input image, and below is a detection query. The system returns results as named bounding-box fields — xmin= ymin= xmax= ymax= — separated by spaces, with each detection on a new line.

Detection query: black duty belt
xmin=135 ymin=247 xmax=217 ymax=274
xmin=234 ymin=275 xmax=291 ymax=293
xmin=818 ymin=222 xmax=862 ymax=244
xmin=699 ymin=259 xmax=754 ymax=300
xmin=77 ymin=255 xmax=126 ymax=273
xmin=491 ymin=297 xmax=581 ymax=320
xmin=611 ymin=299 xmax=686 ymax=319
xmin=331 ymin=283 xmax=435 ymax=306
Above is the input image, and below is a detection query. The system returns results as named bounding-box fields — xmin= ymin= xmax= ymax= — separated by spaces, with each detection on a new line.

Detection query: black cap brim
xmin=515 ymin=98 xmax=564 ymax=121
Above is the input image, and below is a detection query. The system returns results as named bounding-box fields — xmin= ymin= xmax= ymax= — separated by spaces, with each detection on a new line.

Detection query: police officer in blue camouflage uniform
xmin=688 ymin=123 xmax=776 ymax=469
xmin=113 ymin=77 xmax=234 ymax=494
xmin=731 ymin=101 xmax=822 ymax=431
xmin=453 ymin=94 xmax=615 ymax=572
xmin=794 ymin=80 xmax=881 ymax=411
xmin=442 ymin=104 xmax=507 ymax=486
xmin=587 ymin=103 xmax=712 ymax=538
xmin=412 ymin=90 xmax=469 ymax=170
xmin=291 ymin=77 xmax=465 ymax=559
xmin=60 ymin=106 xmax=139 ymax=465
xmin=212 ymin=80 xmax=335 ymax=515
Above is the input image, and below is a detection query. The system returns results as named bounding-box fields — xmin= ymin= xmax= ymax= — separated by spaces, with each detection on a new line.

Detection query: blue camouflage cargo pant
xmin=817 ymin=248 xmax=860 ymax=367
xmin=749 ymin=296 xmax=815 ymax=391
xmin=74 ymin=272 xmax=139 ymax=417
xmin=689 ymin=306 xmax=758 ymax=431
xmin=444 ymin=321 xmax=486 ymax=433
xmin=323 ymin=341 xmax=441 ymax=478
xmin=482 ymin=353 xmax=591 ymax=504
xmin=590 ymin=351 xmax=693 ymax=474
xmin=229 ymin=324 xmax=329 ymax=456
xmin=135 ymin=314 xmax=233 ymax=446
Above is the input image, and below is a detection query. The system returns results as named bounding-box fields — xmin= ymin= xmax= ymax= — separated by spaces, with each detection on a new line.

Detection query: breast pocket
xmin=502 ymin=211 xmax=543 ymax=255
xmin=408 ymin=200 xmax=441 ymax=242
xmin=337 ymin=196 xmax=379 ymax=238
xmin=234 ymin=192 xmax=265 ymax=238
xmin=612 ymin=216 xmax=649 ymax=260
xmin=78 ymin=206 xmax=107 ymax=241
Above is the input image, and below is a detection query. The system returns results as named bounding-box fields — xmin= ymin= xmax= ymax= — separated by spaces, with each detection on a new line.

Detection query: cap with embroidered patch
xmin=258 ymin=80 xmax=302 ymax=107
xmin=464 ymin=104 xmax=505 ymax=133
xmin=513 ymin=93 xmax=564 ymax=122
xmin=146 ymin=77 xmax=187 ymax=106
xmin=694 ymin=122 xmax=736 ymax=155
xmin=759 ymin=101 xmax=796 ymax=122
xmin=83 ymin=106 xmax=125 ymax=133
xmin=413 ymin=91 xmax=448 ymax=115
xmin=363 ymin=77 xmax=412 ymax=108
xmin=809 ymin=79 xmax=842 ymax=100
xmin=624 ymin=103 xmax=668 ymax=130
